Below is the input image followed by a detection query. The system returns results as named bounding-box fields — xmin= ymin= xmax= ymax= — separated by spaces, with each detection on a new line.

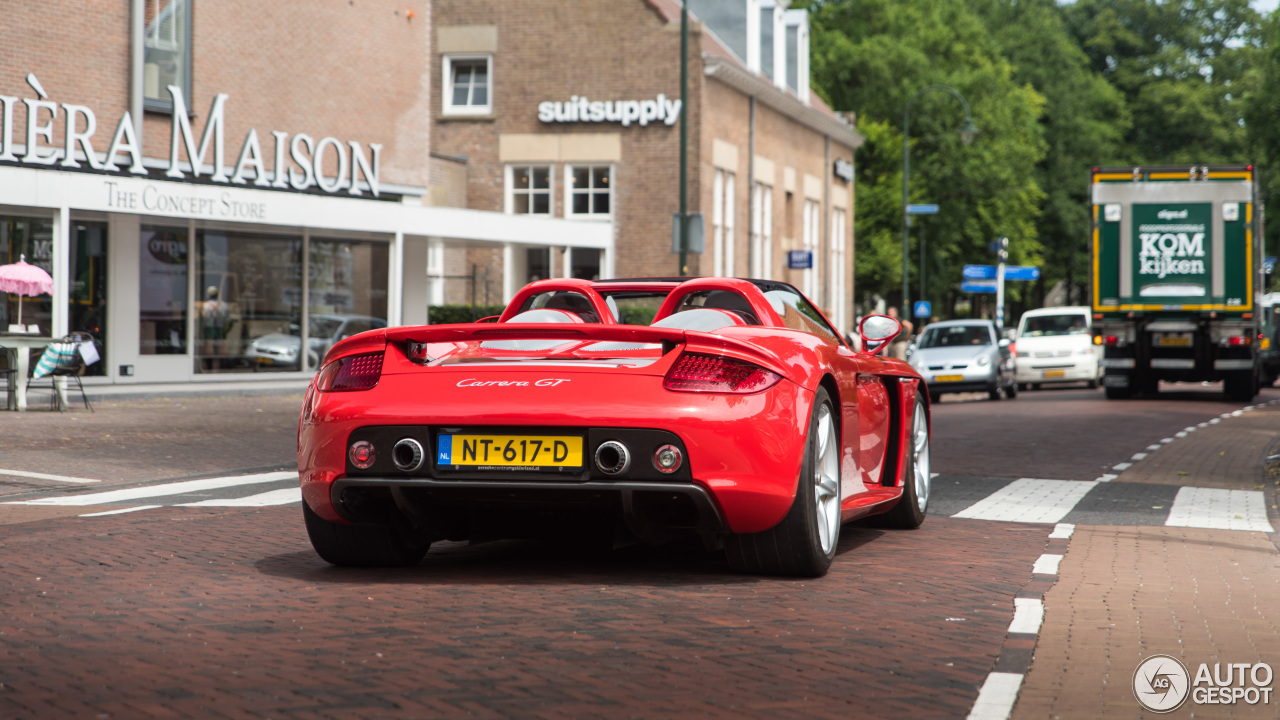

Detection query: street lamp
xmin=902 ymin=85 xmax=978 ymax=318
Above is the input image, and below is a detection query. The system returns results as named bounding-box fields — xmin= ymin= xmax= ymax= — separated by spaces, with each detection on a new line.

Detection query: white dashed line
xmin=5 ymin=471 xmax=298 ymax=506
xmin=1032 ymin=554 xmax=1063 ymax=575
xmin=177 ymin=487 xmax=301 ymax=507
xmin=968 ymin=672 xmax=1024 ymax=720
xmin=1160 ymin=438 xmax=1174 ymax=444
xmin=1048 ymin=523 xmax=1075 ymax=539
xmin=1166 ymin=487 xmax=1274 ymax=533
xmin=0 ymin=469 xmax=101 ymax=485
xmin=1131 ymin=453 xmax=1148 ymax=461
xmin=953 ymin=479 xmax=1098 ymax=524
xmin=1112 ymin=462 xmax=1132 ymax=471
xmin=79 ymin=505 xmax=160 ymax=517
xmin=1095 ymin=474 xmax=1117 ymax=483
xmin=1145 ymin=444 xmax=1162 ymax=451
xmin=1008 ymin=598 xmax=1044 ymax=634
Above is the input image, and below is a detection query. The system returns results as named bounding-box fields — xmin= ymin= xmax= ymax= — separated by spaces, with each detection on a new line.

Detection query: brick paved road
xmin=0 ymin=508 xmax=1046 ymax=719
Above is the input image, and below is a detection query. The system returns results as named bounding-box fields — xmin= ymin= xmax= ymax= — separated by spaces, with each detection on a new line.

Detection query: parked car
xmin=246 ymin=314 xmax=386 ymax=369
xmin=1013 ymin=306 xmax=1101 ymax=390
xmin=297 ymin=277 xmax=933 ymax=577
xmin=1260 ymin=293 xmax=1280 ymax=387
xmin=908 ymin=319 xmax=1016 ymax=402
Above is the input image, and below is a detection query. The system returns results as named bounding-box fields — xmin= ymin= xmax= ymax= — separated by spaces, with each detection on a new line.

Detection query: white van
xmin=1014 ymin=306 xmax=1101 ymax=390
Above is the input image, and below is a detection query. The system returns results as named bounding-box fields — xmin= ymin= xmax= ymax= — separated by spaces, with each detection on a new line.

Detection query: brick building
xmin=431 ymin=0 xmax=862 ymax=333
xmin=0 ymin=0 xmax=606 ymax=400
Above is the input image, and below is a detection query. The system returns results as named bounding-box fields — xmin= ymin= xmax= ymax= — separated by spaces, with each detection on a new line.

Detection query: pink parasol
xmin=0 ymin=254 xmax=53 ymax=326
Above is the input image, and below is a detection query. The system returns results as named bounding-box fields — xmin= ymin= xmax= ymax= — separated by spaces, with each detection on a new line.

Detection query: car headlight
xmin=975 ymin=354 xmax=990 ymax=367
xmin=286 ymin=346 xmax=299 ymax=357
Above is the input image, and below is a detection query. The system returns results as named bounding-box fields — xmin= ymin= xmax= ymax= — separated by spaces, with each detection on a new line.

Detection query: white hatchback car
xmin=1014 ymin=306 xmax=1101 ymax=390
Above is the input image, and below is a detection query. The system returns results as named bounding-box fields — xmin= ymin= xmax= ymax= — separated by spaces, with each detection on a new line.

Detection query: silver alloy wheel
xmin=814 ymin=404 xmax=841 ymax=554
xmin=912 ymin=404 xmax=931 ymax=513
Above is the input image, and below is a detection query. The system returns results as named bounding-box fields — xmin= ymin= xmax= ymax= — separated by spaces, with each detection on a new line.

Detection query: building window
xmin=751 ymin=182 xmax=772 ymax=279
xmin=443 ymin=55 xmax=492 ymax=116
xmin=802 ymin=199 xmax=820 ymax=302
xmin=304 ymin=238 xmax=389 ymax=372
xmin=566 ymin=165 xmax=612 ymax=219
xmin=712 ymin=169 xmax=736 ymax=276
xmin=139 ymin=225 xmax=188 ymax=355
xmin=829 ymin=208 xmax=848 ymax=334
xmin=143 ymin=0 xmax=192 ymax=112
xmin=506 ymin=165 xmax=553 ymax=215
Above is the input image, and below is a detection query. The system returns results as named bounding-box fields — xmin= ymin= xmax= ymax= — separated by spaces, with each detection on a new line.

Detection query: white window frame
xmin=751 ymin=182 xmax=773 ymax=279
xmin=442 ymin=54 xmax=493 ymax=116
xmin=713 ymin=169 xmax=736 ymax=277
xmin=504 ymin=165 xmax=554 ymax=216
xmin=802 ymin=199 xmax=820 ymax=301
xmin=829 ymin=208 xmax=848 ymax=333
xmin=564 ymin=164 xmax=614 ymax=221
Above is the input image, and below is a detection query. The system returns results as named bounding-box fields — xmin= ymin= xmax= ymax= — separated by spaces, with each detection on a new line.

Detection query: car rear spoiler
xmin=382 ymin=323 xmax=790 ymax=377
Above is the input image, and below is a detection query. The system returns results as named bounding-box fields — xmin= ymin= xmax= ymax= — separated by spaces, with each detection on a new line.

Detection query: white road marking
xmin=953 ymin=479 xmax=1098 ymax=524
xmin=1112 ymin=462 xmax=1132 ymax=471
xmin=968 ymin=673 xmax=1024 ymax=720
xmin=1131 ymin=452 xmax=1148 ymax=461
xmin=178 ymin=487 xmax=301 ymax=507
xmin=1095 ymin=474 xmax=1117 ymax=483
xmin=1231 ymin=410 xmax=1243 ymax=417
xmin=1182 ymin=426 xmax=1196 ymax=433
xmin=1160 ymin=438 xmax=1174 ymax=444
xmin=0 ymin=468 xmax=100 ymax=484
xmin=79 ymin=505 xmax=160 ymax=517
xmin=1008 ymin=598 xmax=1044 ymax=634
xmin=1175 ymin=431 xmax=1188 ymax=438
xmin=1165 ymin=487 xmax=1274 ymax=533
xmin=1209 ymin=418 xmax=1221 ymax=425
xmin=1146 ymin=444 xmax=1162 ymax=451
xmin=1048 ymin=523 xmax=1075 ymax=539
xmin=5 ymin=471 xmax=297 ymax=506
xmin=1032 ymin=554 xmax=1063 ymax=575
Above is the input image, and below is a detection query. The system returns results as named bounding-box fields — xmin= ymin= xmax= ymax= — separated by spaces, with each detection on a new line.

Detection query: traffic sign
xmin=962 ymin=264 xmax=1040 ymax=281
xmin=906 ymin=204 xmax=939 ymax=215
xmin=913 ymin=300 xmax=932 ymax=319
xmin=1266 ymin=256 xmax=1276 ymax=274
xmin=962 ymin=279 xmax=997 ymax=293
xmin=964 ymin=264 xmax=996 ymax=280
xmin=787 ymin=250 xmax=813 ymax=269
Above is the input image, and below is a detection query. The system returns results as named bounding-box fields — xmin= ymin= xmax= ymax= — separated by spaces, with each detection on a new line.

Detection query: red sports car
xmin=297 ymin=277 xmax=931 ymax=576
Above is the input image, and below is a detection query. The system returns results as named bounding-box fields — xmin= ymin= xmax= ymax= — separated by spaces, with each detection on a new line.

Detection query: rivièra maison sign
xmin=0 ymin=73 xmax=383 ymax=196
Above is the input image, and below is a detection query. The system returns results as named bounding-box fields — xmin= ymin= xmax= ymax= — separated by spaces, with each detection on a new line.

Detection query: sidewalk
xmin=1012 ymin=401 xmax=1280 ymax=719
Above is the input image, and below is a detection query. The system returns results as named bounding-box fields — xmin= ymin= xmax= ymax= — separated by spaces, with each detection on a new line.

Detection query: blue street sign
xmin=913 ymin=300 xmax=932 ymax=319
xmin=787 ymin=250 xmax=813 ymax=270
xmin=962 ymin=280 xmax=997 ymax=294
xmin=964 ymin=264 xmax=996 ymax=280
xmin=962 ymin=265 xmax=1040 ymax=281
xmin=906 ymin=204 xmax=939 ymax=215
xmin=1266 ymin=256 xmax=1276 ymax=274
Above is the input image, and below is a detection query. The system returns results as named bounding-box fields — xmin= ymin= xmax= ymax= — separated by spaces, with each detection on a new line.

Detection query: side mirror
xmin=858 ymin=314 xmax=902 ymax=357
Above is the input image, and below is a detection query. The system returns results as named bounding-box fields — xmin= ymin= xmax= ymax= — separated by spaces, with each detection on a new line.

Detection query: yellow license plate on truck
xmin=1155 ymin=335 xmax=1192 ymax=347
xmin=438 ymin=434 xmax=583 ymax=469
xmin=935 ymin=374 xmax=964 ymax=382
xmin=1043 ymin=370 xmax=1065 ymax=378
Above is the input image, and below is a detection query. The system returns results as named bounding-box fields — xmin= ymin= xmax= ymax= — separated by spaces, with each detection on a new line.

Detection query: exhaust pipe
xmin=594 ymin=440 xmax=631 ymax=475
xmin=392 ymin=438 xmax=425 ymax=472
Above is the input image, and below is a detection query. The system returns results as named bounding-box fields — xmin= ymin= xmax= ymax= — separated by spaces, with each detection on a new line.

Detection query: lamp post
xmin=901 ymin=85 xmax=978 ymax=316
xmin=678 ymin=0 xmax=690 ymax=276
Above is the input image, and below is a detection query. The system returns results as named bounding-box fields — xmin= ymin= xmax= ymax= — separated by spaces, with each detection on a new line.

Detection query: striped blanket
xmin=31 ymin=342 xmax=78 ymax=380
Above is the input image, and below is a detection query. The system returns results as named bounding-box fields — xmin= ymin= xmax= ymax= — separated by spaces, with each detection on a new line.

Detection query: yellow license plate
xmin=438 ymin=434 xmax=583 ymax=469
xmin=935 ymin=374 xmax=964 ymax=382
xmin=1156 ymin=336 xmax=1192 ymax=347
xmin=1043 ymin=370 xmax=1066 ymax=378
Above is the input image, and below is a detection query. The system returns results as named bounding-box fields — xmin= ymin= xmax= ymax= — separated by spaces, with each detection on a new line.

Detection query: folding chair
xmin=0 ymin=348 xmax=16 ymax=411
xmin=27 ymin=332 xmax=94 ymax=412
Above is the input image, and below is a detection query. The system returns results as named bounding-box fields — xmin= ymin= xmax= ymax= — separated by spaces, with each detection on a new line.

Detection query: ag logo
xmin=1134 ymin=654 xmax=1191 ymax=712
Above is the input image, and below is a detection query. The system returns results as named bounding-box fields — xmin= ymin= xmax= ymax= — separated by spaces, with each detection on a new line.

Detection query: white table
xmin=0 ymin=335 xmax=62 ymax=411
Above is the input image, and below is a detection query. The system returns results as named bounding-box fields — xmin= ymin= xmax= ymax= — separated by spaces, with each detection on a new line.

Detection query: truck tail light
xmin=1103 ymin=335 xmax=1120 ymax=346
xmin=1093 ymin=335 xmax=1103 ymax=345
xmin=317 ymin=352 xmax=384 ymax=392
xmin=664 ymin=352 xmax=781 ymax=394
xmin=1228 ymin=335 xmax=1251 ymax=346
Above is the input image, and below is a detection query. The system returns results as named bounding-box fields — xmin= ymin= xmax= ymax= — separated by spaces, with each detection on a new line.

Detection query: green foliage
xmin=427 ymin=305 xmax=507 ymax=325
xmin=1243 ymin=9 xmax=1280 ymax=264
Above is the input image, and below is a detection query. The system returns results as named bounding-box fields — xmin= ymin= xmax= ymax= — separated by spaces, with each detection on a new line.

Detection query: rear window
xmin=917 ymin=325 xmax=991 ymax=348
xmin=1019 ymin=314 xmax=1088 ymax=338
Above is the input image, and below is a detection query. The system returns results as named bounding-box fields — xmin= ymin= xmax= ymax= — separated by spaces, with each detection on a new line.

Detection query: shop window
xmin=802 ymin=198 xmax=820 ymax=302
xmin=506 ymin=165 xmax=552 ymax=215
xmin=566 ymin=165 xmax=612 ymax=219
xmin=569 ymin=248 xmax=601 ymax=281
xmin=751 ymin=182 xmax=773 ymax=280
xmin=195 ymin=231 xmax=302 ymax=373
xmin=443 ymin=55 xmax=492 ymax=116
xmin=142 ymin=0 xmax=192 ymax=113
xmin=0 ymin=216 xmax=53 ymax=335
xmin=526 ymin=247 xmax=551 ymax=283
xmin=305 ymin=238 xmax=389 ymax=372
xmin=140 ymin=225 xmax=188 ymax=355
xmin=712 ymin=169 xmax=736 ymax=276
xmin=70 ymin=222 xmax=108 ymax=376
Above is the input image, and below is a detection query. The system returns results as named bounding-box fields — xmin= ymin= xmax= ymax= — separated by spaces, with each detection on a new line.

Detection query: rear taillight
xmin=317 ymin=352 xmax=384 ymax=392
xmin=1103 ymin=335 xmax=1120 ymax=346
xmin=1228 ymin=335 xmax=1252 ymax=346
xmin=663 ymin=352 xmax=781 ymax=394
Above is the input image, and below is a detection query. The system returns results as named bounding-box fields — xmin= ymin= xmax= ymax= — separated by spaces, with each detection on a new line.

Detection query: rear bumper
xmin=1015 ymin=356 xmax=1098 ymax=384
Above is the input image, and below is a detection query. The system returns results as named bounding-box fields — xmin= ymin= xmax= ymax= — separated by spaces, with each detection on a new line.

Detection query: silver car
xmin=907 ymin=319 xmax=1017 ymax=402
xmin=246 ymin=314 xmax=386 ymax=370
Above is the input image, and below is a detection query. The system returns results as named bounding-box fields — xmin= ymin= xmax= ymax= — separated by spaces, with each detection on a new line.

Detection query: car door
xmin=854 ymin=357 xmax=891 ymax=490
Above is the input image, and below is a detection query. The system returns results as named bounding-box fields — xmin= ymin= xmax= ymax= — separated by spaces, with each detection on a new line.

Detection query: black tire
xmin=1031 ymin=383 xmax=1041 ymax=391
xmin=1018 ymin=383 xmax=1029 ymax=392
xmin=988 ymin=385 xmax=1001 ymax=401
xmin=1105 ymin=383 xmax=1133 ymax=399
xmin=1004 ymin=381 xmax=1018 ymax=399
xmin=303 ymin=500 xmax=430 ymax=567
xmin=1223 ymin=371 xmax=1257 ymax=402
xmin=725 ymin=387 xmax=840 ymax=577
xmin=1087 ymin=379 xmax=1099 ymax=389
xmin=877 ymin=394 xmax=929 ymax=529
xmin=930 ymin=390 xmax=942 ymax=405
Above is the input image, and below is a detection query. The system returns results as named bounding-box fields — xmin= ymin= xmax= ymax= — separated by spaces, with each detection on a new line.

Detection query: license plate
xmin=437 ymin=434 xmax=583 ymax=469
xmin=1043 ymin=370 xmax=1066 ymax=378
xmin=1155 ymin=335 xmax=1192 ymax=347
xmin=935 ymin=374 xmax=964 ymax=382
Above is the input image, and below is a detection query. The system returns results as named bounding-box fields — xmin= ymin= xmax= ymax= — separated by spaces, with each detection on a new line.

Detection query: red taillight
xmin=349 ymin=440 xmax=376 ymax=469
xmin=317 ymin=352 xmax=384 ymax=392
xmin=663 ymin=352 xmax=781 ymax=394
xmin=1228 ymin=335 xmax=1251 ymax=346
xmin=1104 ymin=335 xmax=1120 ymax=346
